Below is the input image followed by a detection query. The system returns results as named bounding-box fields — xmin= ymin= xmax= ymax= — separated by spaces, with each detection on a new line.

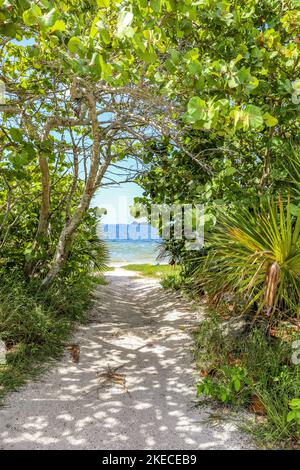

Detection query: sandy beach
xmin=0 ymin=268 xmax=252 ymax=450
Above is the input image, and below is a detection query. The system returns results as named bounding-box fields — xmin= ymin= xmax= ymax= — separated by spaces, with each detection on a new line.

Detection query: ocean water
xmin=101 ymin=223 xmax=167 ymax=265
xmin=106 ymin=240 xmax=165 ymax=265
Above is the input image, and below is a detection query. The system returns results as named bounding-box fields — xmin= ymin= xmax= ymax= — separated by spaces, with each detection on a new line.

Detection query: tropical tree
xmin=1 ymin=0 xmax=300 ymax=288
xmin=0 ymin=0 xmax=177 ymax=285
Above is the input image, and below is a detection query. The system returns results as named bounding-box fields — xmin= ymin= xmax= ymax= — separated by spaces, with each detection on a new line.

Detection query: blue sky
xmin=92 ymin=181 xmax=144 ymax=224
xmin=91 ymin=156 xmax=146 ymax=224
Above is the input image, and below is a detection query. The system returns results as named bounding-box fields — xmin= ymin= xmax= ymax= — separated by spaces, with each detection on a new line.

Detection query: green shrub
xmin=287 ymin=399 xmax=300 ymax=438
xmin=0 ymin=271 xmax=100 ymax=402
xmin=194 ymin=313 xmax=300 ymax=447
xmin=161 ymin=272 xmax=182 ymax=290
xmin=194 ymin=198 xmax=300 ymax=319
xmin=197 ymin=365 xmax=251 ymax=405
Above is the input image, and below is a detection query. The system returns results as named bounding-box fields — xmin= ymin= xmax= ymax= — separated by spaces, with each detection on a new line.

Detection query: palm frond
xmin=194 ymin=199 xmax=300 ymax=319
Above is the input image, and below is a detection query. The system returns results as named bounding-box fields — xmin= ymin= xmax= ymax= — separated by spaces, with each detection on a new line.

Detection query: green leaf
xmin=228 ymin=75 xmax=239 ymax=88
xmin=49 ymin=35 xmax=59 ymax=47
xmin=151 ymin=0 xmax=161 ymax=12
xmin=98 ymin=54 xmax=112 ymax=80
xmin=99 ymin=27 xmax=111 ymax=44
xmin=68 ymin=37 xmax=84 ymax=54
xmin=289 ymin=398 xmax=300 ymax=410
xmin=292 ymin=79 xmax=300 ymax=93
xmin=90 ymin=53 xmax=112 ymax=80
xmin=90 ymin=18 xmax=100 ymax=39
xmin=287 ymin=410 xmax=296 ymax=422
xmin=0 ymin=22 xmax=17 ymax=38
xmin=89 ymin=52 xmax=99 ymax=67
xmin=97 ymin=0 xmax=109 ymax=7
xmin=233 ymin=378 xmax=241 ymax=392
xmin=225 ymin=167 xmax=237 ymax=176
xmin=237 ymin=67 xmax=251 ymax=84
xmin=116 ymin=9 xmax=133 ymax=38
xmin=23 ymin=9 xmax=37 ymax=26
xmin=263 ymin=112 xmax=278 ymax=127
xmin=50 ymin=20 xmax=66 ymax=32
xmin=138 ymin=0 xmax=148 ymax=8
xmin=244 ymin=105 xmax=264 ymax=130
xmin=187 ymin=96 xmax=206 ymax=120
xmin=245 ymin=76 xmax=259 ymax=92
xmin=31 ymin=4 xmax=42 ymax=17
xmin=39 ymin=8 xmax=59 ymax=28
xmin=188 ymin=59 xmax=202 ymax=75
xmin=204 ymin=213 xmax=216 ymax=230
xmin=9 ymin=128 xmax=23 ymax=143
xmin=23 ymin=142 xmax=36 ymax=159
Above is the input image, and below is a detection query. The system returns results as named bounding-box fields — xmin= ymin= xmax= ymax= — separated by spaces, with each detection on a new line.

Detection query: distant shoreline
xmin=105 ymin=239 xmax=167 ymax=266
xmin=108 ymin=261 xmax=168 ymax=267
xmin=106 ymin=239 xmax=161 ymax=243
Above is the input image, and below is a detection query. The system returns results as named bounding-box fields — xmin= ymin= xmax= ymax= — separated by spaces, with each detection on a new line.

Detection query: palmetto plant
xmin=195 ymin=198 xmax=300 ymax=319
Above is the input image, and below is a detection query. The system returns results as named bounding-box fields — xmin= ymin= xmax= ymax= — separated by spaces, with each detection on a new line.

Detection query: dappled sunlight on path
xmin=0 ymin=269 xmax=252 ymax=449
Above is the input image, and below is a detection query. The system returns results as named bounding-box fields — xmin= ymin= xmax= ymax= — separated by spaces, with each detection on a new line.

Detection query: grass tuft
xmin=193 ymin=311 xmax=300 ymax=448
xmin=0 ymin=272 xmax=104 ymax=403
xmin=122 ymin=263 xmax=181 ymax=279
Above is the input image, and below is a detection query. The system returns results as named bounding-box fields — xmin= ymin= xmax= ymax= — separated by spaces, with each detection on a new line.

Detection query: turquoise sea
xmin=101 ymin=223 xmax=168 ymax=265
xmin=107 ymin=240 xmax=164 ymax=265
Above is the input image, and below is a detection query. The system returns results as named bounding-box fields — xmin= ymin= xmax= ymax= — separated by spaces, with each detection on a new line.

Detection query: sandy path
xmin=0 ymin=268 xmax=252 ymax=450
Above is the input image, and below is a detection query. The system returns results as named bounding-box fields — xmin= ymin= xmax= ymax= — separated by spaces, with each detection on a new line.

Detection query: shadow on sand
xmin=0 ymin=270 xmax=251 ymax=450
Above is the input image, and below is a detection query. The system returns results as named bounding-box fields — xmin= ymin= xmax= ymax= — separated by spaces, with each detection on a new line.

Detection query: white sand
xmin=0 ymin=268 xmax=253 ymax=449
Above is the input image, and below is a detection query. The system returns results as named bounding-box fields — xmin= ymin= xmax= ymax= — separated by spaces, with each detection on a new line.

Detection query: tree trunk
xmin=258 ymin=130 xmax=273 ymax=196
xmin=24 ymin=118 xmax=52 ymax=275
xmin=41 ymin=90 xmax=111 ymax=287
xmin=23 ymin=116 xmax=52 ymax=239
xmin=41 ymin=155 xmax=111 ymax=287
xmin=41 ymin=191 xmax=93 ymax=287
xmin=36 ymin=153 xmax=51 ymax=236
